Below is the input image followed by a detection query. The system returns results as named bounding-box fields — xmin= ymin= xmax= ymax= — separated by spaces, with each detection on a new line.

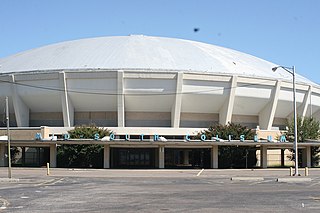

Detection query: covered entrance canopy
xmin=1 ymin=127 xmax=320 ymax=169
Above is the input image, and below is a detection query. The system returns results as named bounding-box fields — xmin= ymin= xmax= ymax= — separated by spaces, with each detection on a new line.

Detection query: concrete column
xmin=49 ymin=144 xmax=57 ymax=168
xmin=211 ymin=145 xmax=219 ymax=169
xmin=10 ymin=75 xmax=30 ymax=127
xmin=219 ymin=75 xmax=237 ymax=125
xmin=302 ymin=146 xmax=311 ymax=168
xmin=260 ymin=146 xmax=268 ymax=168
xmin=259 ymin=80 xmax=281 ymax=130
xmin=171 ymin=72 xmax=183 ymax=128
xmin=0 ymin=144 xmax=5 ymax=167
xmin=117 ymin=71 xmax=125 ymax=127
xmin=158 ymin=145 xmax=165 ymax=169
xmin=59 ymin=72 xmax=74 ymax=127
xmin=183 ymin=150 xmax=189 ymax=165
xmin=300 ymin=86 xmax=312 ymax=119
xmin=104 ymin=145 xmax=110 ymax=169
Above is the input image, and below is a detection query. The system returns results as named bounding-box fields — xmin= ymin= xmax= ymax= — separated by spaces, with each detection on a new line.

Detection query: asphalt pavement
xmin=1 ymin=168 xmax=320 ymax=212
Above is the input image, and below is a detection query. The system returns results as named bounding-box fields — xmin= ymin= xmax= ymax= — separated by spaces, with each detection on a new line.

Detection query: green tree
xmin=200 ymin=123 xmax=256 ymax=168
xmin=286 ymin=116 xmax=320 ymax=166
xmin=286 ymin=117 xmax=320 ymax=142
xmin=57 ymin=125 xmax=110 ymax=168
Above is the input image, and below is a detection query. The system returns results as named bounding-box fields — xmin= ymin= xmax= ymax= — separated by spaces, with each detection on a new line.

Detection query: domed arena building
xmin=0 ymin=35 xmax=320 ymax=169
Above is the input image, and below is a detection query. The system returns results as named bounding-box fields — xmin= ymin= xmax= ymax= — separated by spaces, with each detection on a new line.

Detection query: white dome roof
xmin=0 ymin=35 xmax=315 ymax=85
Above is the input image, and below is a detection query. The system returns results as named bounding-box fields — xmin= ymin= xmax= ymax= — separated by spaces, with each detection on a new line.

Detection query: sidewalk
xmin=1 ymin=167 xmax=319 ymax=180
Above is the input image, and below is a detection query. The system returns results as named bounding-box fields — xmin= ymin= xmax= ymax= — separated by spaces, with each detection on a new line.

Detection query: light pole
xmin=5 ymin=96 xmax=12 ymax=178
xmin=272 ymin=65 xmax=299 ymax=176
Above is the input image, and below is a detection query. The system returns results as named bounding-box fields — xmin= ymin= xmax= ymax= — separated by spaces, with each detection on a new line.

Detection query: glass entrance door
xmin=165 ymin=148 xmax=211 ymax=169
xmin=112 ymin=148 xmax=156 ymax=168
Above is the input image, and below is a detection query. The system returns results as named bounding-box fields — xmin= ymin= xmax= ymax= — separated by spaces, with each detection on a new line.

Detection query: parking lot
xmin=1 ymin=168 xmax=320 ymax=212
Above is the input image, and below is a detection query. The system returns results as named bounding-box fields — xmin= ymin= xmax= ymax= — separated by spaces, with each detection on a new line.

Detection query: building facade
xmin=0 ymin=35 xmax=320 ymax=168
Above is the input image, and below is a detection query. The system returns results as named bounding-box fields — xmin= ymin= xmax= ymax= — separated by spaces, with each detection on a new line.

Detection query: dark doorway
xmin=111 ymin=148 xmax=156 ymax=169
xmin=165 ymin=148 xmax=211 ymax=169
xmin=12 ymin=147 xmax=50 ymax=167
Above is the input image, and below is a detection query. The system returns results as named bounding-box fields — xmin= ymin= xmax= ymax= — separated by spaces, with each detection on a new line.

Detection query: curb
xmin=0 ymin=178 xmax=20 ymax=182
xmin=277 ymin=178 xmax=312 ymax=183
xmin=231 ymin=177 xmax=264 ymax=181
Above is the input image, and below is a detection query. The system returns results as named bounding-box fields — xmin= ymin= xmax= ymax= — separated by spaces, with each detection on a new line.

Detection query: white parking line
xmin=249 ymin=179 xmax=273 ymax=185
xmin=197 ymin=169 xmax=205 ymax=177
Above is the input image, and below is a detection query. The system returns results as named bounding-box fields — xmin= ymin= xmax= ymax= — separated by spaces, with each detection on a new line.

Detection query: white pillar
xmin=159 ymin=145 xmax=165 ymax=169
xmin=10 ymin=75 xmax=30 ymax=127
xmin=259 ymin=80 xmax=281 ymax=130
xmin=59 ymin=72 xmax=74 ymax=127
xmin=0 ymin=144 xmax=5 ymax=167
xmin=117 ymin=71 xmax=125 ymax=127
xmin=104 ymin=145 xmax=110 ymax=169
xmin=260 ymin=146 xmax=268 ymax=168
xmin=50 ymin=144 xmax=57 ymax=168
xmin=211 ymin=145 xmax=218 ymax=169
xmin=171 ymin=72 xmax=183 ymax=128
xmin=302 ymin=146 xmax=311 ymax=168
xmin=219 ymin=75 xmax=237 ymax=125
xmin=183 ymin=150 xmax=189 ymax=165
xmin=300 ymin=86 xmax=312 ymax=119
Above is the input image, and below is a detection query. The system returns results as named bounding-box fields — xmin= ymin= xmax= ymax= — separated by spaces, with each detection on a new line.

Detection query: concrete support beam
xmin=302 ymin=146 xmax=312 ymax=168
xmin=117 ymin=71 xmax=125 ymax=127
xmin=158 ymin=145 xmax=165 ymax=169
xmin=171 ymin=72 xmax=183 ymax=128
xmin=104 ymin=145 xmax=110 ymax=169
xmin=0 ymin=144 xmax=5 ymax=167
xmin=260 ymin=146 xmax=268 ymax=169
xmin=211 ymin=145 xmax=219 ymax=169
xmin=287 ymin=86 xmax=312 ymax=120
xmin=259 ymin=80 xmax=281 ymax=130
xmin=49 ymin=144 xmax=57 ymax=168
xmin=299 ymin=86 xmax=312 ymax=119
xmin=10 ymin=75 xmax=30 ymax=127
xmin=183 ymin=150 xmax=189 ymax=165
xmin=219 ymin=75 xmax=237 ymax=125
xmin=59 ymin=72 xmax=74 ymax=127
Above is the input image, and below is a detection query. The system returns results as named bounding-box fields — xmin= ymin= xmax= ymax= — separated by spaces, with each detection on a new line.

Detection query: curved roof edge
xmin=0 ymin=35 xmax=317 ymax=86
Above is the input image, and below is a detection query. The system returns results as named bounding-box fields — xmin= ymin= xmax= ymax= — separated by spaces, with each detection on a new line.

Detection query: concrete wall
xmin=125 ymin=112 xmax=171 ymax=127
xmin=272 ymin=117 xmax=287 ymax=130
xmin=0 ymin=128 xmax=40 ymax=140
xmin=231 ymin=114 xmax=259 ymax=128
xmin=180 ymin=113 xmax=219 ymax=128
xmin=256 ymin=149 xmax=294 ymax=167
xmin=0 ymin=113 xmax=17 ymax=127
xmin=75 ymin=111 xmax=117 ymax=126
xmin=30 ymin=112 xmax=63 ymax=127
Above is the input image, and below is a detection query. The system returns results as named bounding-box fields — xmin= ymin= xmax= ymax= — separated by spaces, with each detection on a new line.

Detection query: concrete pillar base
xmin=260 ymin=146 xmax=268 ymax=169
xmin=302 ymin=146 xmax=311 ymax=168
xmin=158 ymin=145 xmax=165 ymax=169
xmin=183 ymin=150 xmax=189 ymax=165
xmin=49 ymin=144 xmax=57 ymax=168
xmin=104 ymin=145 xmax=110 ymax=169
xmin=211 ymin=145 xmax=218 ymax=169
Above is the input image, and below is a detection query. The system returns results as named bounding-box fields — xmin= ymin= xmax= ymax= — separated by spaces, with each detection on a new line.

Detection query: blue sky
xmin=1 ymin=0 xmax=319 ymax=83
